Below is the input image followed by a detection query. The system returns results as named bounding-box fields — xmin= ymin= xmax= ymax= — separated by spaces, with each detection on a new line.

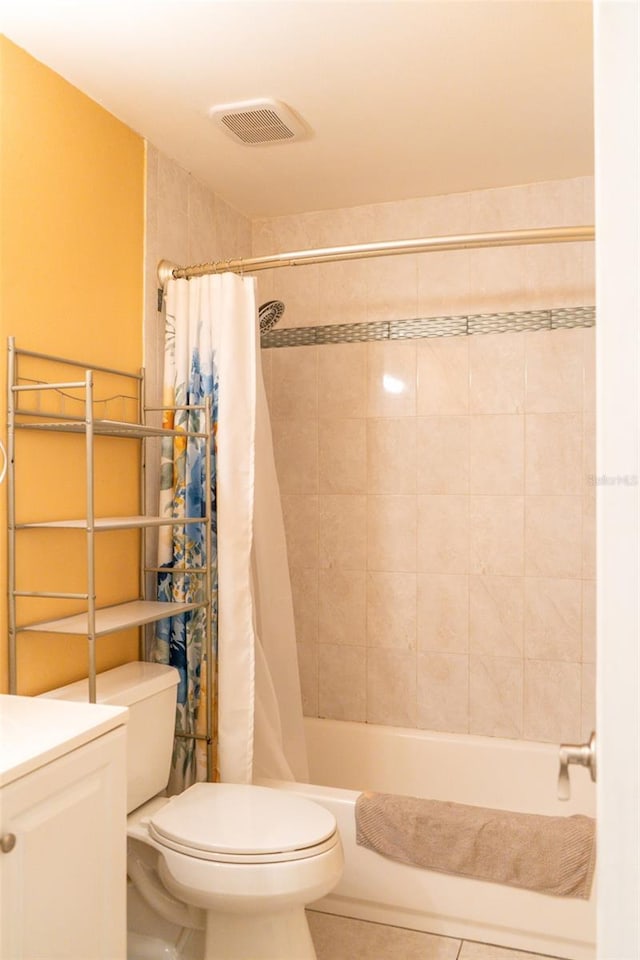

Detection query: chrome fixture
xmin=558 ymin=731 xmax=597 ymax=801
xmin=157 ymin=225 xmax=595 ymax=286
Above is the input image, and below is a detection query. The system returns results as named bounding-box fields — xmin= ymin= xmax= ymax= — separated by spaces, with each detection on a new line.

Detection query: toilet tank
xmin=41 ymin=662 xmax=179 ymax=813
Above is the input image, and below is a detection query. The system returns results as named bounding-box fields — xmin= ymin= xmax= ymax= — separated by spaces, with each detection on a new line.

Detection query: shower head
xmin=259 ymin=300 xmax=285 ymax=333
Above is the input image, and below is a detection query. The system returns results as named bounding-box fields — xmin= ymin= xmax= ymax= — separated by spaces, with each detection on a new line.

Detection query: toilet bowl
xmin=129 ymin=782 xmax=343 ymax=960
xmin=43 ymin=662 xmax=343 ymax=960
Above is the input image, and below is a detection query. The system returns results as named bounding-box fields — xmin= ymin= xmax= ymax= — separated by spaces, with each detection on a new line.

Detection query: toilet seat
xmin=148 ymin=782 xmax=339 ymax=864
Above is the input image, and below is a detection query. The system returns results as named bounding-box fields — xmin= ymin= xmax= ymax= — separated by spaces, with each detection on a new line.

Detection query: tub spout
xmin=558 ymin=731 xmax=596 ymax=801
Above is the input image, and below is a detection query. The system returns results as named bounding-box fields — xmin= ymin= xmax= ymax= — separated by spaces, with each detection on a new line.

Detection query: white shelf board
xmin=18 ymin=600 xmax=204 ymax=637
xmin=16 ymin=418 xmax=208 ymax=439
xmin=17 ymin=516 xmax=205 ymax=530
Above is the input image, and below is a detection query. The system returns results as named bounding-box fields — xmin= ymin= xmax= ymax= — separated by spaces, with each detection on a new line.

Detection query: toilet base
xmin=204 ymin=906 xmax=316 ymax=960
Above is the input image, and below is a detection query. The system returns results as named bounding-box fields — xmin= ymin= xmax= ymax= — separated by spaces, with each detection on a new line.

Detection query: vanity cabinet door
xmin=0 ymin=727 xmax=127 ymax=960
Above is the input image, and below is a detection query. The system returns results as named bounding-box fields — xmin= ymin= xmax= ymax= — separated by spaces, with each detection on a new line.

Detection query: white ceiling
xmin=1 ymin=0 xmax=594 ymax=219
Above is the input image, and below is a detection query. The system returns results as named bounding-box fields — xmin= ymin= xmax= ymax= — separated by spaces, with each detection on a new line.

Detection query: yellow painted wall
xmin=0 ymin=37 xmax=145 ymax=694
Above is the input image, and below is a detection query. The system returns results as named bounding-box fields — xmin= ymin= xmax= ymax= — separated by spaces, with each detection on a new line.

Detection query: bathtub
xmin=262 ymin=717 xmax=596 ymax=960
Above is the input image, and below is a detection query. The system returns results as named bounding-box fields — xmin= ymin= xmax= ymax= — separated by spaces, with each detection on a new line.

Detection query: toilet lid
xmin=149 ymin=783 xmax=338 ymax=863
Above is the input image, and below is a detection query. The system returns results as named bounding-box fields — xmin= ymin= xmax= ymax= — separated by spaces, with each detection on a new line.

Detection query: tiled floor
xmin=307 ymin=911 xmax=565 ymax=960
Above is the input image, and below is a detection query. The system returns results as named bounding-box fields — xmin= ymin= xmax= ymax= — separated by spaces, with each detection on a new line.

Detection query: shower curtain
xmin=151 ymin=273 xmax=309 ymax=792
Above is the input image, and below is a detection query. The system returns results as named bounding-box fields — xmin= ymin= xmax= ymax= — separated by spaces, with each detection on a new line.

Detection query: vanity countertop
xmin=0 ymin=694 xmax=127 ymax=787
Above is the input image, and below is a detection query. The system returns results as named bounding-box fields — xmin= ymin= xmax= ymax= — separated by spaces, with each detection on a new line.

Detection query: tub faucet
xmin=558 ymin=731 xmax=596 ymax=801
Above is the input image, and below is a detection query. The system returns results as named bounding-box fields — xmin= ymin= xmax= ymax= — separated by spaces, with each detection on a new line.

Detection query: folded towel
xmin=355 ymin=792 xmax=595 ymax=899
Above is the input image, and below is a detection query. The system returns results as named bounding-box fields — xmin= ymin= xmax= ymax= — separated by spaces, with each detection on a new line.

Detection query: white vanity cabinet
xmin=0 ymin=695 xmax=128 ymax=960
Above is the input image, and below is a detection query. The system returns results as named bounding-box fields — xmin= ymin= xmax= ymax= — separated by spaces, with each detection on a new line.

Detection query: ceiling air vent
xmin=209 ymin=98 xmax=307 ymax=146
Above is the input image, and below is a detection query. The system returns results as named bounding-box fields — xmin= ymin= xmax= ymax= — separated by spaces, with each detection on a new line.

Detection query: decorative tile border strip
xmin=261 ymin=305 xmax=595 ymax=348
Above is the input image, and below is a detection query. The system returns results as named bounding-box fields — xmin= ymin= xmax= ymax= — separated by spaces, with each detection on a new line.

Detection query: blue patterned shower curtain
xmin=152 ymin=272 xmax=309 ymax=794
xmin=151 ymin=277 xmax=219 ymax=790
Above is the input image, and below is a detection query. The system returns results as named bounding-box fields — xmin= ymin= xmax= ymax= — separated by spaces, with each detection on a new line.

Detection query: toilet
xmin=43 ymin=661 xmax=343 ymax=960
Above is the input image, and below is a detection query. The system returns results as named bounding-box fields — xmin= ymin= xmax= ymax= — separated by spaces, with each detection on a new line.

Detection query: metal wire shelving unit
xmin=6 ymin=337 xmax=214 ymax=777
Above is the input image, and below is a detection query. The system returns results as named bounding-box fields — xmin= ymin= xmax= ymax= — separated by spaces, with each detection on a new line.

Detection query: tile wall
xmin=143 ymin=145 xmax=252 ymax=589
xmin=144 ymin=144 xmax=252 ymax=413
xmin=256 ymin=177 xmax=596 ymax=744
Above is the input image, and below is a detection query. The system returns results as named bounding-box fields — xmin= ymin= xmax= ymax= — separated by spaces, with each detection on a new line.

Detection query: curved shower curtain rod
xmin=157 ymin=225 xmax=595 ymax=287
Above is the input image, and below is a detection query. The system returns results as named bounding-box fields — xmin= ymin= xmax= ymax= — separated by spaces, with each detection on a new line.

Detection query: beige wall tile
xmin=582 ymin=493 xmax=596 ymax=580
xmin=317 ymin=260 xmax=368 ymax=327
xmin=524 ymin=660 xmax=581 ymax=742
xmin=581 ymin=662 xmax=596 ymax=741
xmin=417 ymin=652 xmax=469 ymax=733
xmin=272 ymin=419 xmax=318 ymax=494
xmin=257 ymin=179 xmax=594 ymax=748
xmin=255 ymin=272 xmax=277 ymax=318
xmin=469 ymin=415 xmax=524 ymax=495
xmin=262 ymin=209 xmax=315 ymax=251
xmin=269 ymin=263 xmax=321 ymax=329
xmin=367 ymin=495 xmax=417 ymax=572
xmin=469 ymin=496 xmax=524 ymax=576
xmin=583 ymin=326 xmax=596 ymax=416
xmin=157 ymin=151 xmax=188 ymax=216
xmin=214 ymin=194 xmax=252 ymax=260
xmin=524 ymin=243 xmax=586 ymax=309
xmin=187 ymin=177 xmax=218 ymax=264
xmin=318 ymin=569 xmax=366 ymax=646
xmin=157 ymin=205 xmax=188 ymax=270
xmin=418 ymin=495 xmax=469 ymax=574
xmin=524 ymin=577 xmax=582 ymax=662
xmin=469 ymin=655 xmax=523 ymax=738
xmin=467 ymin=246 xmax=533 ymax=313
xmin=416 ymin=416 xmax=469 ymax=495
xmin=418 ymin=574 xmax=469 ymax=653
xmin=297 ymin=642 xmax=318 ymax=717
xmin=582 ymin=243 xmax=596 ymax=304
xmin=417 ymin=250 xmax=471 ymax=318
xmin=367 ymin=418 xmax=417 ymax=494
xmin=366 ymin=255 xmax=418 ymax=323
xmin=319 ymin=495 xmax=367 ymax=570
xmin=525 ymin=413 xmax=582 ymax=495
xmin=413 ymin=190 xmax=472 ymax=236
xmin=367 ymin=648 xmax=417 ymax=727
xmin=367 ymin=572 xmax=417 ymax=651
xmin=372 ymin=196 xmax=423 ymax=240
xmin=525 ymin=177 xmax=590 ymax=226
xmin=469 ymin=575 xmax=524 ymax=657
xmin=290 ymin=568 xmax=318 ymax=645
xmin=259 ymin=208 xmax=320 ymax=323
xmin=469 ymin=332 xmax=525 ymax=414
xmin=582 ymin=175 xmax=596 ymax=224
xmin=307 ymin=204 xmax=375 ymax=247
xmin=525 ymin=328 xmax=584 ymax=413
xmin=582 ymin=579 xmax=596 ymax=664
xmin=251 ymin=217 xmax=275 ymax=257
xmin=582 ymin=410 xmax=595 ymax=495
xmin=281 ymin=495 xmax=318 ymax=569
xmin=318 ymin=343 xmax=367 ymax=419
xmin=417 ymin=337 xmax=469 ymax=415
xmin=524 ymin=495 xmax=582 ymax=578
xmin=367 ymin=341 xmax=417 ymax=417
xmin=466 ymin=182 xmax=531 ymax=231
xmin=271 ymin=346 xmax=318 ymax=419
xmin=318 ymin=644 xmax=366 ymax=722
xmin=319 ymin=418 xmax=367 ymax=494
